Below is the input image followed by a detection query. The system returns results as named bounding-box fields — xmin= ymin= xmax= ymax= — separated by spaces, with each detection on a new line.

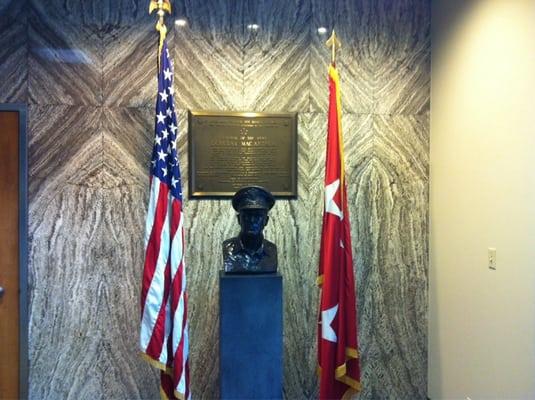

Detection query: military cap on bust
xmin=232 ymin=186 xmax=275 ymax=212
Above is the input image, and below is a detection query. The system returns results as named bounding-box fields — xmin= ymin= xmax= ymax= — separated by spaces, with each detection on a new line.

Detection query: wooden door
xmin=0 ymin=110 xmax=20 ymax=399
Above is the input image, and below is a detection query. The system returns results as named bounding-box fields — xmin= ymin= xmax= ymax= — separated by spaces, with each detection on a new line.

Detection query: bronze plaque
xmin=188 ymin=110 xmax=297 ymax=198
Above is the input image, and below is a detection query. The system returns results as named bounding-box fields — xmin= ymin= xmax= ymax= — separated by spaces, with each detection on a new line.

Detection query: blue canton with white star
xmin=151 ymin=40 xmax=182 ymax=201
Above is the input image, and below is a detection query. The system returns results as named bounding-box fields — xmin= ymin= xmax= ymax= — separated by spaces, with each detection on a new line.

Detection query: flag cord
xmin=149 ymin=0 xmax=172 ymax=70
xmin=156 ymin=21 xmax=167 ymax=70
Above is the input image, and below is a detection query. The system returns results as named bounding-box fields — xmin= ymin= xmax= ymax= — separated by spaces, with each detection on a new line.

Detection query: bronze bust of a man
xmin=223 ymin=186 xmax=277 ymax=274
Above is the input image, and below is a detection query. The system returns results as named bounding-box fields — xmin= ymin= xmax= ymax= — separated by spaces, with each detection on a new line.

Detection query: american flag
xmin=140 ymin=39 xmax=190 ymax=400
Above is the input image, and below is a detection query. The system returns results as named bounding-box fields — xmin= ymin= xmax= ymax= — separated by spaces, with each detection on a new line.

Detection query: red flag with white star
xmin=317 ymin=63 xmax=361 ymax=399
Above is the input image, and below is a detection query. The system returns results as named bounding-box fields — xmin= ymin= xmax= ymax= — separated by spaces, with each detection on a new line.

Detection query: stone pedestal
xmin=219 ymin=271 xmax=283 ymax=399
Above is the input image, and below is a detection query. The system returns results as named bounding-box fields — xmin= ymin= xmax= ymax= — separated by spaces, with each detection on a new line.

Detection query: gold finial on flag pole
xmin=149 ymin=0 xmax=172 ymax=22
xmin=325 ymin=30 xmax=341 ymax=64
xmin=149 ymin=0 xmax=172 ymax=67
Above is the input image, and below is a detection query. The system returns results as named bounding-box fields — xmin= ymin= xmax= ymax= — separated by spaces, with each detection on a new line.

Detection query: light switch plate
xmin=488 ymin=247 xmax=496 ymax=270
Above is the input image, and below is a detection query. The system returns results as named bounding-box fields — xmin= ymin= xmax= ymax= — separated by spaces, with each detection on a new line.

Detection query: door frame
xmin=0 ymin=103 xmax=28 ymax=399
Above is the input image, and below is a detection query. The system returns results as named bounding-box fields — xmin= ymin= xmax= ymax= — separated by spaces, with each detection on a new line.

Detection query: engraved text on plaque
xmin=188 ymin=111 xmax=297 ymax=198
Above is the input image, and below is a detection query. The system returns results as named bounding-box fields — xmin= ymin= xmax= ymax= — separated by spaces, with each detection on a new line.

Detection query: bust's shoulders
xmin=263 ymin=239 xmax=277 ymax=253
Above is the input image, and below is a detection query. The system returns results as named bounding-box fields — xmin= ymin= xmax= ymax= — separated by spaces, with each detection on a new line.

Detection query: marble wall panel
xmin=28 ymin=105 xmax=103 ymax=203
xmin=101 ymin=107 xmax=154 ymax=188
xmin=242 ymin=0 xmax=310 ymax=112
xmin=28 ymin=0 xmax=102 ymax=105
xmin=99 ymin=185 xmax=159 ymax=399
xmin=350 ymin=114 xmax=429 ymax=399
xmin=310 ymin=0 xmax=430 ymax=115
xmin=28 ymin=185 xmax=103 ymax=399
xmin=173 ymin=0 xmax=245 ymax=111
xmin=28 ymin=183 xmax=160 ymax=399
xmin=102 ymin=23 xmax=164 ymax=108
xmin=102 ymin=4 xmax=176 ymax=108
xmin=310 ymin=0 xmax=376 ymax=113
xmin=373 ymin=1 xmax=430 ymax=114
xmin=0 ymin=0 xmax=28 ymax=103
xmin=173 ymin=33 xmax=243 ymax=111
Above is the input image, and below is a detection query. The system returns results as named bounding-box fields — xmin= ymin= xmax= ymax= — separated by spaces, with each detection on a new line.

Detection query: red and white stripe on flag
xmin=140 ymin=38 xmax=190 ymax=400
xmin=317 ymin=63 xmax=361 ymax=400
xmin=140 ymin=178 xmax=189 ymax=400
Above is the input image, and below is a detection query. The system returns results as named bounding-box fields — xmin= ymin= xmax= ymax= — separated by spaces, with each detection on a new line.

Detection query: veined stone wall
xmin=0 ymin=0 xmax=429 ymax=398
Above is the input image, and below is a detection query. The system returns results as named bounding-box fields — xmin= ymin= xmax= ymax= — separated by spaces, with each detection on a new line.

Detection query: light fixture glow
xmin=318 ymin=27 xmax=327 ymax=35
xmin=242 ymin=112 xmax=259 ymax=118
xmin=175 ymin=18 xmax=187 ymax=27
xmin=247 ymin=23 xmax=259 ymax=31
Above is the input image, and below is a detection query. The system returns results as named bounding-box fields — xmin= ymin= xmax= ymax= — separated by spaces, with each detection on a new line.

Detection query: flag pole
xmin=318 ymin=29 xmax=361 ymax=400
xmin=324 ymin=30 xmax=345 ymax=202
xmin=142 ymin=1 xmax=191 ymax=399
xmin=325 ymin=30 xmax=341 ymax=65
xmin=149 ymin=0 xmax=172 ymax=68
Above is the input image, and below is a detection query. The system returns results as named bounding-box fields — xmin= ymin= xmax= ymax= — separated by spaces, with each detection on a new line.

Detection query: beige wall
xmin=429 ymin=0 xmax=535 ymax=398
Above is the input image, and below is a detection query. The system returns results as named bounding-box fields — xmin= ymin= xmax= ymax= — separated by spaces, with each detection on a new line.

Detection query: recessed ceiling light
xmin=175 ymin=18 xmax=187 ymax=27
xmin=317 ymin=27 xmax=327 ymax=35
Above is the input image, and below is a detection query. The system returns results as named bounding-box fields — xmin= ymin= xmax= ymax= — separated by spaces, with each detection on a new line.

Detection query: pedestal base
xmin=219 ymin=271 xmax=283 ymax=399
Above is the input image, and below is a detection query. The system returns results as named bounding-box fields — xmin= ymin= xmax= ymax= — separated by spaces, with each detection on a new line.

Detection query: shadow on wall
xmin=429 ymin=0 xmax=474 ymax=397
